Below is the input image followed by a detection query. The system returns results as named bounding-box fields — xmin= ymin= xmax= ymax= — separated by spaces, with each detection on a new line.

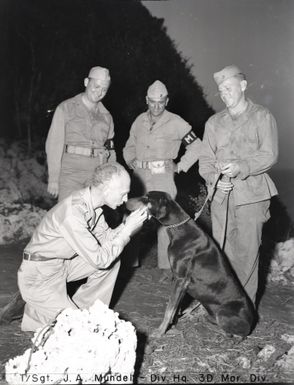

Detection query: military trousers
xmin=58 ymin=153 xmax=107 ymax=202
xmin=211 ymin=195 xmax=270 ymax=305
xmin=18 ymin=255 xmax=120 ymax=331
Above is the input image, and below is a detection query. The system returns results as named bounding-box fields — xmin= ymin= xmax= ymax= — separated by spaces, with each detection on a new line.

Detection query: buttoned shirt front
xmin=199 ymin=99 xmax=278 ymax=205
xmin=123 ymin=110 xmax=201 ymax=172
xmin=46 ymin=94 xmax=116 ymax=184
xmin=24 ymin=187 xmax=129 ymax=269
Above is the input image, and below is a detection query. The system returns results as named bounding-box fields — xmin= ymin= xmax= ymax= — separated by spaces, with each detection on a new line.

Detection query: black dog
xmin=126 ymin=191 xmax=255 ymax=338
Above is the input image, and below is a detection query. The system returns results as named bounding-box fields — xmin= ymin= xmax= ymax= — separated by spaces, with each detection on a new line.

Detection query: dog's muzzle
xmin=126 ymin=197 xmax=152 ymax=219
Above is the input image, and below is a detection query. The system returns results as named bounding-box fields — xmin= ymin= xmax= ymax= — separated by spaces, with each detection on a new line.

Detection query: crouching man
xmin=18 ymin=162 xmax=147 ymax=331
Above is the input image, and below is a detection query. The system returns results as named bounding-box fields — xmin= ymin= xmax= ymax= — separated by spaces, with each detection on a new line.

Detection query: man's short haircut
xmin=88 ymin=162 xmax=127 ymax=187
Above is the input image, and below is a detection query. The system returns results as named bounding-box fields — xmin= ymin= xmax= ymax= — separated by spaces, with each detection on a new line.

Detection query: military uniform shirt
xmin=199 ymin=99 xmax=278 ymax=205
xmin=123 ymin=110 xmax=201 ymax=173
xmin=24 ymin=187 xmax=130 ymax=269
xmin=46 ymin=94 xmax=116 ymax=184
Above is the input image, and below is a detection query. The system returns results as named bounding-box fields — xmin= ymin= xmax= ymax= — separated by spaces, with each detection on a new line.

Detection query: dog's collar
xmin=164 ymin=216 xmax=190 ymax=229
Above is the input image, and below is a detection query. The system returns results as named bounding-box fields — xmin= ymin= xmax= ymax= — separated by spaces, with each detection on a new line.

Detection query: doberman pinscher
xmin=126 ymin=191 xmax=255 ymax=338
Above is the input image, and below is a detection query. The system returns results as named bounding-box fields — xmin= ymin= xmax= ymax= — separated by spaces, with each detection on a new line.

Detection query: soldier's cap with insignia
xmin=88 ymin=66 xmax=111 ymax=85
xmin=147 ymin=80 xmax=168 ymax=100
xmin=213 ymin=65 xmax=244 ymax=87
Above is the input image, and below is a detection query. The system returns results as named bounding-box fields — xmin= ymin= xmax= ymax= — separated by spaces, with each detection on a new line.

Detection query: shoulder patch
xmin=182 ymin=129 xmax=198 ymax=146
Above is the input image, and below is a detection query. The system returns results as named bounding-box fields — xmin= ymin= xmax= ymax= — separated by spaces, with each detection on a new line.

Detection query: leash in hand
xmin=194 ymin=172 xmax=230 ymax=250
xmin=194 ymin=172 xmax=221 ymax=221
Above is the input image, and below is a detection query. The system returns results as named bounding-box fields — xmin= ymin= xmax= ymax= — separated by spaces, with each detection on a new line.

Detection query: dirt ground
xmin=0 ymin=239 xmax=293 ymax=385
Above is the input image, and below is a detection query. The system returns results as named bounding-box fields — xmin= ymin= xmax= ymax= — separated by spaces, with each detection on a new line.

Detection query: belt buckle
xmin=150 ymin=160 xmax=166 ymax=174
xmin=151 ymin=161 xmax=165 ymax=168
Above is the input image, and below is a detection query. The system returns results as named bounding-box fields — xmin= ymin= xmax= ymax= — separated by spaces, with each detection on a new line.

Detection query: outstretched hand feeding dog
xmin=126 ymin=191 xmax=255 ymax=339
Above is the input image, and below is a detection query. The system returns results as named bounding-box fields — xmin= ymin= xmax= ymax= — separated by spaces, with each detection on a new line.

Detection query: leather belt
xmin=65 ymin=144 xmax=105 ymax=158
xmin=135 ymin=160 xmax=172 ymax=169
xmin=23 ymin=252 xmax=54 ymax=262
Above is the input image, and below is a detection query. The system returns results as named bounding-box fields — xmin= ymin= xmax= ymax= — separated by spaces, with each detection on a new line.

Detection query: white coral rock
xmin=274 ymin=238 xmax=294 ymax=271
xmin=275 ymin=346 xmax=294 ymax=371
xmin=257 ymin=344 xmax=276 ymax=360
xmin=268 ymin=238 xmax=294 ymax=284
xmin=5 ymin=300 xmax=137 ymax=384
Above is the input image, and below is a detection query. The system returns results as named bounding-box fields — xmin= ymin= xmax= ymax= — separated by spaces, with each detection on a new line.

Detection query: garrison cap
xmin=88 ymin=66 xmax=111 ymax=85
xmin=147 ymin=80 xmax=168 ymax=100
xmin=213 ymin=65 xmax=243 ymax=86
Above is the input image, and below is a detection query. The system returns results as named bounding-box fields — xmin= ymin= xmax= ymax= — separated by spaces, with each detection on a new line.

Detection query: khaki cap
xmin=213 ymin=65 xmax=243 ymax=86
xmin=88 ymin=66 xmax=111 ymax=84
xmin=147 ymin=80 xmax=168 ymax=100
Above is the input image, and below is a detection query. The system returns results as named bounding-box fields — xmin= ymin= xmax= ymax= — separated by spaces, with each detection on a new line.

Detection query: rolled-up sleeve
xmin=178 ymin=138 xmax=203 ymax=172
xmin=175 ymin=122 xmax=201 ymax=172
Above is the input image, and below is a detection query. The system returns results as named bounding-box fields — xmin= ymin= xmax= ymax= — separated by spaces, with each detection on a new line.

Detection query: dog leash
xmin=219 ymin=186 xmax=230 ymax=250
xmin=194 ymin=172 xmax=230 ymax=250
xmin=194 ymin=173 xmax=221 ymax=221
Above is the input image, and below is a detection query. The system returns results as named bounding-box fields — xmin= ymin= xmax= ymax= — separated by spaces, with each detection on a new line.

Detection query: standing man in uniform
xmin=199 ymin=65 xmax=278 ymax=305
xmin=46 ymin=66 xmax=116 ymax=202
xmin=123 ymin=80 xmax=202 ymax=278
xmin=18 ymin=163 xmax=148 ymax=332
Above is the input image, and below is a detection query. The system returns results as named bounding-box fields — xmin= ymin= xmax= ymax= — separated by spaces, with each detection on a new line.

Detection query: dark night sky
xmin=143 ymin=0 xmax=294 ymax=171
xmin=0 ymin=0 xmax=293 ymax=217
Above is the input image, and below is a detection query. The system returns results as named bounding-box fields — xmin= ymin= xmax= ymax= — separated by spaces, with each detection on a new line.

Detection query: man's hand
xmin=216 ymin=179 xmax=234 ymax=194
xmin=219 ymin=162 xmax=241 ymax=178
xmin=124 ymin=207 xmax=148 ymax=236
xmin=47 ymin=182 xmax=59 ymax=198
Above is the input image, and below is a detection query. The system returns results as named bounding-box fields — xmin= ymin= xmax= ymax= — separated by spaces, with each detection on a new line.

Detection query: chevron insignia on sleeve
xmin=182 ymin=130 xmax=198 ymax=146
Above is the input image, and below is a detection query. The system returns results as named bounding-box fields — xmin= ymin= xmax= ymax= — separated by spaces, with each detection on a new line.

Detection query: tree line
xmin=1 ymin=0 xmax=214 ymax=157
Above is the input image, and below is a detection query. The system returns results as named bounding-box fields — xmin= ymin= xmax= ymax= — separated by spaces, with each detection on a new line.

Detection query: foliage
xmin=0 ymin=203 xmax=46 ymax=245
xmin=2 ymin=0 xmax=214 ymax=156
xmin=0 ymin=138 xmax=54 ymax=208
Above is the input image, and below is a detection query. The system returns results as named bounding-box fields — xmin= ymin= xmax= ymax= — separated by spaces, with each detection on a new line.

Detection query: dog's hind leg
xmin=151 ymin=278 xmax=190 ymax=338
